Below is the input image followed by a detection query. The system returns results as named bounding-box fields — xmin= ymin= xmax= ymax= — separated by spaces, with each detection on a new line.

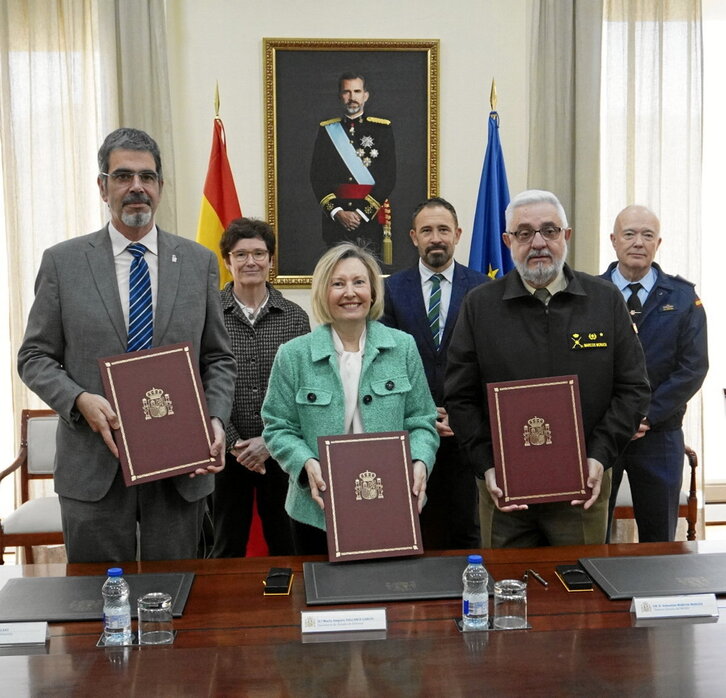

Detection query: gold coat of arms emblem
xmin=523 ymin=416 xmax=552 ymax=447
xmin=355 ymin=470 xmax=384 ymax=501
xmin=142 ymin=387 xmax=175 ymax=420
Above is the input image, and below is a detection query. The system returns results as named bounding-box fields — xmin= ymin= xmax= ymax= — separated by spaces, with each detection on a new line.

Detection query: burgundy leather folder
xmin=487 ymin=375 xmax=590 ymax=506
xmin=98 ymin=342 xmax=221 ymax=486
xmin=318 ymin=431 xmax=423 ymax=562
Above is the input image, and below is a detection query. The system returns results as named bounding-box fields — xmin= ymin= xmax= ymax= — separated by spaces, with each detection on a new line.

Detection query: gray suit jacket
xmin=18 ymin=226 xmax=236 ymax=503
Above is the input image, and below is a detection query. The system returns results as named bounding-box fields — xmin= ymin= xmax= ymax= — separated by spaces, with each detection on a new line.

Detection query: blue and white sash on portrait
xmin=325 ymin=122 xmax=375 ymax=185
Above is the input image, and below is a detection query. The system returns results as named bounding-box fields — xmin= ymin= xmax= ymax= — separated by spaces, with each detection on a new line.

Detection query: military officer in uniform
xmin=310 ymin=72 xmax=396 ymax=254
xmin=603 ymin=205 xmax=708 ymax=542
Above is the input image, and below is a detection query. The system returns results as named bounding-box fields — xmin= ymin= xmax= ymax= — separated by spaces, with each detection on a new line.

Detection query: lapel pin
xmin=171 ymin=254 xmax=177 ymax=263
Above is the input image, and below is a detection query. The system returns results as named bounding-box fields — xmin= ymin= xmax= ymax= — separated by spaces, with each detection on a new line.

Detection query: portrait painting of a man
xmin=311 ymin=71 xmax=396 ymax=257
xmin=264 ymin=39 xmax=438 ymax=286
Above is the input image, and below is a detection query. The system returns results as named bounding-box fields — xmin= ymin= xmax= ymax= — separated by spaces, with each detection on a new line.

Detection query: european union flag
xmin=468 ymin=111 xmax=512 ymax=279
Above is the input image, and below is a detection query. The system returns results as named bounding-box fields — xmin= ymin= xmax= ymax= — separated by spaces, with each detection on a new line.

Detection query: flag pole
xmin=196 ymin=84 xmax=242 ymax=288
xmin=468 ymin=78 xmax=511 ymax=277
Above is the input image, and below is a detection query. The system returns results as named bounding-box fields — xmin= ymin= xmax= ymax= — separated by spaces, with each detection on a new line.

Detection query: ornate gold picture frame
xmin=263 ymin=38 xmax=439 ymax=287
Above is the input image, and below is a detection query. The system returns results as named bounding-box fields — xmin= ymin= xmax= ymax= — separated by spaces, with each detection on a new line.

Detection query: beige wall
xmin=166 ymin=0 xmax=533 ymax=313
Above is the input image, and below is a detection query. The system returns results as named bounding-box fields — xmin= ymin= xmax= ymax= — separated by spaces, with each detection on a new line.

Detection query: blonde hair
xmin=310 ymin=243 xmax=384 ymax=324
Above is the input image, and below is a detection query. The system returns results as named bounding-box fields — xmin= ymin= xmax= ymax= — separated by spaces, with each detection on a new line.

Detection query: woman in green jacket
xmin=262 ymin=243 xmax=439 ymax=554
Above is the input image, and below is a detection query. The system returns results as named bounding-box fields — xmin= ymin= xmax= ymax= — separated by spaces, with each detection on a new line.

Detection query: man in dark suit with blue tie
xmin=382 ymin=197 xmax=489 ymax=548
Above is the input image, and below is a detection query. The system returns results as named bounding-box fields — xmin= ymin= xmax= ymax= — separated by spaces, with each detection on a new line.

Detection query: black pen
xmin=527 ymin=568 xmax=548 ymax=587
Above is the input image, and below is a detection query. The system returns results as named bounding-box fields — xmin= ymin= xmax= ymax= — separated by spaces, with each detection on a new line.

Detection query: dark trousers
xmin=59 ymin=468 xmax=205 ymax=563
xmin=608 ymin=429 xmax=684 ymax=543
xmin=211 ymin=453 xmax=294 ymax=557
xmin=291 ymin=519 xmax=328 ymax=556
xmin=419 ymin=437 xmax=480 ymax=549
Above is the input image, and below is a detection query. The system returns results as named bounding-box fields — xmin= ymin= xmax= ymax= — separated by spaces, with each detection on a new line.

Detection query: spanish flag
xmin=196 ymin=114 xmax=242 ymax=288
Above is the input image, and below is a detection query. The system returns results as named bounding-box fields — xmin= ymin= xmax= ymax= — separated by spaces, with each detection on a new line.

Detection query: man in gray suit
xmin=18 ymin=128 xmax=236 ymax=563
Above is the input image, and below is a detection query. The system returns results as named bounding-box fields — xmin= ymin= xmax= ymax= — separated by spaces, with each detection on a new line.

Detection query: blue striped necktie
xmin=427 ymin=273 xmax=444 ymax=348
xmin=127 ymin=243 xmax=153 ymax=351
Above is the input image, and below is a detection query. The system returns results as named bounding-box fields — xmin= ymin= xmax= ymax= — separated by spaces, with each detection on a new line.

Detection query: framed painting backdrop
xmin=264 ymin=38 xmax=439 ymax=287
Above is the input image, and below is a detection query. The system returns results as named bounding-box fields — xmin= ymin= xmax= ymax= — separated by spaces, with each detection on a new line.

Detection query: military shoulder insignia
xmin=366 ymin=116 xmax=391 ymax=125
xmin=320 ymin=117 xmax=341 ymax=126
xmin=695 ymin=298 xmax=703 ymax=307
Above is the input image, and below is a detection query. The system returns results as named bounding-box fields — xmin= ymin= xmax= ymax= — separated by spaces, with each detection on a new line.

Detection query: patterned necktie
xmin=427 ymin=273 xmax=444 ymax=348
xmin=127 ymin=243 xmax=153 ymax=351
xmin=627 ymin=282 xmax=644 ymax=325
xmin=533 ymin=287 xmax=551 ymax=305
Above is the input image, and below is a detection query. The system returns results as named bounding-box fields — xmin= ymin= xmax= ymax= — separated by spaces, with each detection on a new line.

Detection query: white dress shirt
xmin=332 ymin=326 xmax=366 ymax=434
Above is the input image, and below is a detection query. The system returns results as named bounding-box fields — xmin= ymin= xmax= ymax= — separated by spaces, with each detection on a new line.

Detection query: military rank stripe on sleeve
xmin=364 ymin=194 xmax=381 ymax=211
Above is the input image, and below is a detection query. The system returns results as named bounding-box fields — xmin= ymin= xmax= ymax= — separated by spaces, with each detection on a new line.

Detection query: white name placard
xmin=0 ymin=622 xmax=49 ymax=646
xmin=301 ymin=608 xmax=387 ymax=634
xmin=630 ymin=594 xmax=718 ymax=619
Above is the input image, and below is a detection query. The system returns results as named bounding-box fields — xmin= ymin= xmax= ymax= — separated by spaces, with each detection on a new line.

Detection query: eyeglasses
xmin=507 ymin=226 xmax=563 ymax=243
xmin=230 ymin=250 xmax=269 ymax=262
xmin=100 ymin=170 xmax=160 ymax=185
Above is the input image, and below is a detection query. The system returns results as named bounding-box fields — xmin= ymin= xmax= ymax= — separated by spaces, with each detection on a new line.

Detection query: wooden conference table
xmin=1 ymin=540 xmax=725 ymax=696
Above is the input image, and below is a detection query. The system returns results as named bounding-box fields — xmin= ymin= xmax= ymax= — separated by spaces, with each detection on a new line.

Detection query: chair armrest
xmin=684 ymin=445 xmax=698 ymax=499
xmin=0 ymin=446 xmax=27 ymax=484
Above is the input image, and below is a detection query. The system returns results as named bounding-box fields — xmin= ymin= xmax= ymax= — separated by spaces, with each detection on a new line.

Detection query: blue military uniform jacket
xmin=601 ymin=261 xmax=708 ymax=430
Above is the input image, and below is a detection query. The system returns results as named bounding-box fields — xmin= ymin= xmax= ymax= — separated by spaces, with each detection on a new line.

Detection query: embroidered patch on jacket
xmin=571 ymin=332 xmax=608 ymax=350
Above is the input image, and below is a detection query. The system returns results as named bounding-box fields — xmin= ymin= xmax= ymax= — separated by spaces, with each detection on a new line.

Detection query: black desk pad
xmin=304 ymin=556 xmax=493 ymax=605
xmin=0 ymin=572 xmax=194 ymax=622
xmin=580 ymin=553 xmax=726 ymax=600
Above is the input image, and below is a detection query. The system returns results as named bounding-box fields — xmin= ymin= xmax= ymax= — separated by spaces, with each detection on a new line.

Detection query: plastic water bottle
xmin=462 ymin=554 xmax=489 ymax=631
xmin=102 ymin=567 xmax=132 ymax=645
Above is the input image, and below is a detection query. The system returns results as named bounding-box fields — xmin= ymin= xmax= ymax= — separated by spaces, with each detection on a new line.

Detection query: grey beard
xmin=513 ymin=249 xmax=566 ymax=287
xmin=121 ymin=210 xmax=152 ymax=228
